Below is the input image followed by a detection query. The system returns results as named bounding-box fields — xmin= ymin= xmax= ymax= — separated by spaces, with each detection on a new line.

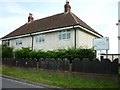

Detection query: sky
xmin=0 ymin=0 xmax=119 ymax=54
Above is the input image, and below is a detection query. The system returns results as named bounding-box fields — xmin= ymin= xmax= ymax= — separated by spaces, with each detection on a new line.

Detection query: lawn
xmin=2 ymin=65 xmax=118 ymax=88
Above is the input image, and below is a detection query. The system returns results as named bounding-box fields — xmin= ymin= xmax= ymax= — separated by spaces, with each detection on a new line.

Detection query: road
xmin=2 ymin=77 xmax=44 ymax=88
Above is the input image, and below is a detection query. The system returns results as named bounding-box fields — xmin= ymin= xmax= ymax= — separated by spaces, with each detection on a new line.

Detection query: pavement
xmin=2 ymin=77 xmax=44 ymax=88
xmin=1 ymin=74 xmax=63 ymax=89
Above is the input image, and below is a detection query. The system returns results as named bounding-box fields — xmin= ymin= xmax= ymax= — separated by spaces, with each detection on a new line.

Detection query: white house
xmin=1 ymin=1 xmax=102 ymax=51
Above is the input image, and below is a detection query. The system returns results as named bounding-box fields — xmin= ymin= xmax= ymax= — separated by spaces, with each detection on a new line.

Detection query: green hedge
xmin=2 ymin=44 xmax=13 ymax=58
xmin=14 ymin=48 xmax=32 ymax=59
xmin=2 ymin=44 xmax=96 ymax=60
xmin=14 ymin=47 xmax=96 ymax=60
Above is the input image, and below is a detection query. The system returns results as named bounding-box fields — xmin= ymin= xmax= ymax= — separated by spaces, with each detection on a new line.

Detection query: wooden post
xmin=16 ymin=60 xmax=18 ymax=67
xmin=37 ymin=62 xmax=39 ymax=69
xmin=69 ymin=64 xmax=72 ymax=73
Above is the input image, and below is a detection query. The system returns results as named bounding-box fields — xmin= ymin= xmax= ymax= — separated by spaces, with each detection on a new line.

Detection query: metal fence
xmin=2 ymin=58 xmax=118 ymax=75
xmin=100 ymin=54 xmax=120 ymax=63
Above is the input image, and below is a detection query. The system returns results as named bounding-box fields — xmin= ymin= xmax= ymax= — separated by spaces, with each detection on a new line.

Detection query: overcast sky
xmin=0 ymin=0 xmax=119 ymax=54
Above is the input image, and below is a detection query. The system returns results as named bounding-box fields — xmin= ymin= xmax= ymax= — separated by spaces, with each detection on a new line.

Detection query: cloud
xmin=73 ymin=0 xmax=118 ymax=54
xmin=5 ymin=3 xmax=25 ymax=14
xmin=1 ymin=0 xmax=119 ymax=3
xmin=0 ymin=17 xmax=26 ymax=37
xmin=0 ymin=0 xmax=65 ymax=3
xmin=0 ymin=11 xmax=46 ymax=36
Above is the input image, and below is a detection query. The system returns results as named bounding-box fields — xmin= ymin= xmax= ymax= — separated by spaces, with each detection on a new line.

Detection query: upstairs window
xmin=5 ymin=40 xmax=10 ymax=46
xmin=36 ymin=34 xmax=45 ymax=43
xmin=16 ymin=39 xmax=22 ymax=45
xmin=58 ymin=30 xmax=70 ymax=40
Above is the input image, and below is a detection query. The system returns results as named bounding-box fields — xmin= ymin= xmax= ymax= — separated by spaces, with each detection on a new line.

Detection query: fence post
xmin=16 ymin=60 xmax=18 ymax=67
xmin=37 ymin=62 xmax=39 ymax=69
xmin=69 ymin=64 xmax=72 ymax=73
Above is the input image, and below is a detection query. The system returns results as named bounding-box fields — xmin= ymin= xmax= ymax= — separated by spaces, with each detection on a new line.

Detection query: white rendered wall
xmin=9 ymin=36 xmax=32 ymax=50
xmin=33 ymin=29 xmax=74 ymax=50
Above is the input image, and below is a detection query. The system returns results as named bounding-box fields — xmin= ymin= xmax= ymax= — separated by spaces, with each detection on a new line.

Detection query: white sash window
xmin=58 ymin=30 xmax=70 ymax=40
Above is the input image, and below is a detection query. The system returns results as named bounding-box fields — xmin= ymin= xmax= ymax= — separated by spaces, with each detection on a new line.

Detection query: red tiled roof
xmin=2 ymin=12 xmax=102 ymax=39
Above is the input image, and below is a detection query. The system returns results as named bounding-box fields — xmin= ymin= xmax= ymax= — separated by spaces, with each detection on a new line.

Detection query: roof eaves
xmin=74 ymin=25 xmax=103 ymax=38
xmin=1 ymin=25 xmax=75 ymax=40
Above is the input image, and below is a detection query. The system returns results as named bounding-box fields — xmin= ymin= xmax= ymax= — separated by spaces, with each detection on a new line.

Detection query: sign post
xmin=106 ymin=50 xmax=108 ymax=58
xmin=93 ymin=37 xmax=109 ymax=58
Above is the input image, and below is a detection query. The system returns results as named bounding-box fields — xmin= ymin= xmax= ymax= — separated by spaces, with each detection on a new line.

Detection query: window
xmin=5 ymin=40 xmax=10 ymax=46
xmin=58 ymin=30 xmax=70 ymax=40
xmin=16 ymin=39 xmax=22 ymax=45
xmin=36 ymin=34 xmax=45 ymax=43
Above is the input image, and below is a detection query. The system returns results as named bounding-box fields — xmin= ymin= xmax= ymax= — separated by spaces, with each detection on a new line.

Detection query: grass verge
xmin=2 ymin=65 xmax=118 ymax=88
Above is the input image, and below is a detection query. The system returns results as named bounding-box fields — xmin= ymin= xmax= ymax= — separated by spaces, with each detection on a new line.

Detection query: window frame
xmin=35 ymin=34 xmax=45 ymax=43
xmin=16 ymin=38 xmax=22 ymax=45
xmin=5 ymin=40 xmax=10 ymax=46
xmin=58 ymin=30 xmax=71 ymax=40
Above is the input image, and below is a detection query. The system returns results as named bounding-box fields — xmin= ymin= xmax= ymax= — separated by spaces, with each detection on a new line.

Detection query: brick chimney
xmin=28 ymin=13 xmax=34 ymax=23
xmin=64 ymin=0 xmax=71 ymax=12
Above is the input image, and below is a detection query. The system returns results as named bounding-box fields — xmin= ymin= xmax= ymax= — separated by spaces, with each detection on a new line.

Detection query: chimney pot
xmin=64 ymin=0 xmax=71 ymax=12
xmin=28 ymin=13 xmax=34 ymax=23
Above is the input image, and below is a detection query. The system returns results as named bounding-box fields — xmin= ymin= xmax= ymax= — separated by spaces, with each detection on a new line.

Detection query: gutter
xmin=74 ymin=25 xmax=102 ymax=38
xmin=1 ymin=34 xmax=31 ymax=41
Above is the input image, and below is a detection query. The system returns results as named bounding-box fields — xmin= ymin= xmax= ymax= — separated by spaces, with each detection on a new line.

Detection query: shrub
xmin=55 ymin=48 xmax=96 ymax=61
xmin=2 ymin=44 xmax=13 ymax=58
xmin=36 ymin=50 xmax=46 ymax=59
xmin=14 ymin=47 xmax=32 ymax=59
xmin=29 ymin=50 xmax=38 ymax=59
xmin=55 ymin=49 xmax=67 ymax=59
xmin=14 ymin=47 xmax=96 ymax=60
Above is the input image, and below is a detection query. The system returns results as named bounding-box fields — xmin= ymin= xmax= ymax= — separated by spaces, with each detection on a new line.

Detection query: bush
xmin=2 ymin=44 xmax=13 ymax=58
xmin=14 ymin=47 xmax=32 ymax=59
xmin=55 ymin=48 xmax=96 ymax=61
xmin=14 ymin=47 xmax=96 ymax=60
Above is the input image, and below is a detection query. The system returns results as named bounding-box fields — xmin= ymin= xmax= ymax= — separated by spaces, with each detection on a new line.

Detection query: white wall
xmin=77 ymin=28 xmax=97 ymax=48
xmin=33 ymin=29 xmax=74 ymax=50
xmin=9 ymin=36 xmax=32 ymax=50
